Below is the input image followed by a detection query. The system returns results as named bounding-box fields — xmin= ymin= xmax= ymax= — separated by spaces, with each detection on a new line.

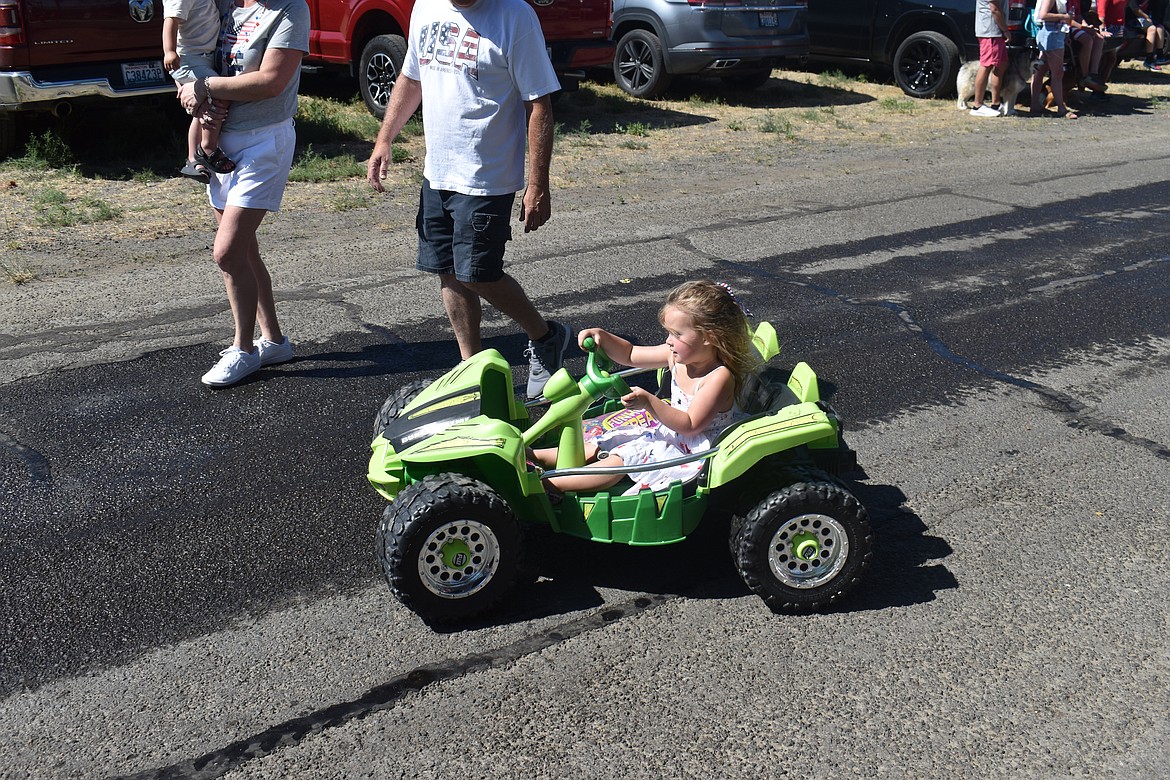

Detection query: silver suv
xmin=611 ymin=0 xmax=810 ymax=98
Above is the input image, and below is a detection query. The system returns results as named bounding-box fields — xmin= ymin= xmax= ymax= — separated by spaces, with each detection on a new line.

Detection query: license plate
xmin=759 ymin=11 xmax=778 ymax=27
xmin=122 ymin=60 xmax=167 ymax=87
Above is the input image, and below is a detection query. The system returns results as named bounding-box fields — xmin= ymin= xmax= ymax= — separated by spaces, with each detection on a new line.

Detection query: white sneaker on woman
xmin=201 ymin=346 xmax=261 ymax=387
xmin=255 ymin=335 xmax=294 ymax=366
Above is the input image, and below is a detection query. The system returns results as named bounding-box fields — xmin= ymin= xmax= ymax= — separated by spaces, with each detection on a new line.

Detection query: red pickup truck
xmin=0 ymin=0 xmax=613 ymax=158
xmin=306 ymin=0 xmax=614 ymax=117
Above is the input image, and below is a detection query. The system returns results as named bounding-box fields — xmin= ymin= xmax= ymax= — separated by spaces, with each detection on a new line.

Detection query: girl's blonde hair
xmin=660 ymin=279 xmax=757 ymax=398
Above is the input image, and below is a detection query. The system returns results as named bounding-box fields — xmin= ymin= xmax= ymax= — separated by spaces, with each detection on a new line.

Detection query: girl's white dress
xmin=583 ymin=363 xmax=742 ymax=496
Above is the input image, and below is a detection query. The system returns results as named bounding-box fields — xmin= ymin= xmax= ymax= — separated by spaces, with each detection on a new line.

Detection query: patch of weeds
xmin=289 ymin=146 xmax=369 ymax=183
xmin=879 ymin=97 xmax=915 ymax=114
xmin=618 ymin=139 xmax=648 ymax=150
xmin=329 ymin=185 xmax=371 ymax=212
xmin=20 ymin=129 xmax=76 ymax=170
xmin=727 ymin=119 xmax=745 ymax=131
xmin=295 ymin=95 xmax=382 ymax=145
xmin=565 ymin=118 xmax=598 ymax=147
xmin=816 ymin=70 xmax=850 ymax=90
xmin=1 ymin=258 xmax=37 ymax=284
xmin=130 ymin=168 xmax=165 ymax=183
xmin=616 ymin=121 xmax=650 ymax=137
xmin=32 ymin=187 xmax=122 ymax=227
xmin=759 ymin=112 xmax=796 ymax=139
xmin=687 ymin=93 xmax=725 ymax=108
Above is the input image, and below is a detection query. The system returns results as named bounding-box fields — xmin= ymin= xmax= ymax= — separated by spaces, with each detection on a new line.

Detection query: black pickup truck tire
xmin=359 ymin=34 xmax=408 ymax=119
xmin=892 ymin=30 xmax=960 ymax=99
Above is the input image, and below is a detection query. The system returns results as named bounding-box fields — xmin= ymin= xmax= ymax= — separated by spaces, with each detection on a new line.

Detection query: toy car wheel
xmin=373 ymin=380 xmax=429 ymax=439
xmin=731 ymin=476 xmax=872 ymax=613
xmin=359 ymin=34 xmax=408 ymax=119
xmin=375 ymin=473 xmax=522 ymax=623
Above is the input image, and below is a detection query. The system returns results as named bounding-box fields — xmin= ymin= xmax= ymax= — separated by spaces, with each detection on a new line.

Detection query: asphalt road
xmin=2 ymin=114 xmax=1169 ymax=778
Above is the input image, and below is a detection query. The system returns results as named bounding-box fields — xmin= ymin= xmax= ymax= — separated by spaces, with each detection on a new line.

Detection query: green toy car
xmin=367 ymin=323 xmax=872 ymax=623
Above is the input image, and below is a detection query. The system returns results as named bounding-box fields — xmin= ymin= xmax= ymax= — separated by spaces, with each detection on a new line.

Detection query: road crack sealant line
xmin=722 ymin=260 xmax=1170 ymax=464
xmin=116 ymin=593 xmax=676 ymax=780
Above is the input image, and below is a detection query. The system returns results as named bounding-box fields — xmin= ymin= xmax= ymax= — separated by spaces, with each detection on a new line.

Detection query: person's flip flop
xmin=179 ymin=159 xmax=210 ymax=184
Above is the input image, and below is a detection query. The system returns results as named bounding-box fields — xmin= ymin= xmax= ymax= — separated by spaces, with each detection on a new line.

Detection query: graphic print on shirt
xmin=417 ymin=20 xmax=481 ymax=80
xmin=219 ymin=10 xmax=268 ymax=75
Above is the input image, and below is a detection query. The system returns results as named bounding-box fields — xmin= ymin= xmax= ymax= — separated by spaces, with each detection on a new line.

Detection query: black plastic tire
xmin=720 ymin=68 xmax=773 ymax=91
xmin=373 ymin=380 xmax=429 ymax=439
xmin=375 ymin=474 xmax=522 ymax=623
xmin=613 ymin=29 xmax=673 ymax=98
xmin=892 ymin=31 xmax=960 ymax=99
xmin=359 ymin=34 xmax=408 ymax=119
xmin=731 ymin=475 xmax=872 ymax=613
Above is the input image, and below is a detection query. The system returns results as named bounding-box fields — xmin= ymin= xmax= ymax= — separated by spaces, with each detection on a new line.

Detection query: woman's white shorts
xmin=208 ymin=118 xmax=296 ymax=213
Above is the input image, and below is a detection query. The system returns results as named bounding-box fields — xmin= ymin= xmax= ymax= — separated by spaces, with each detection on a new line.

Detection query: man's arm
xmin=367 ymin=76 xmax=423 ymax=193
xmin=519 ymin=94 xmax=553 ymax=233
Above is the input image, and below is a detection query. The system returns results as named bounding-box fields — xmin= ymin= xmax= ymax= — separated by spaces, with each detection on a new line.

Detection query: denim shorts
xmin=1037 ymin=25 xmax=1067 ymax=52
xmin=416 ymin=180 xmax=514 ymax=283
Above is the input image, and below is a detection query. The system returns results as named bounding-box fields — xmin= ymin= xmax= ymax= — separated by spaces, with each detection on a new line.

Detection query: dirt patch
xmin=1 ymin=62 xmax=1167 ymax=286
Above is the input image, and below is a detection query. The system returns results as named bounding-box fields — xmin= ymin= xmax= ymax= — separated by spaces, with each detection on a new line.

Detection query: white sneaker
xmin=201 ymin=345 xmax=261 ymax=387
xmin=256 ymin=334 xmax=294 ymax=366
xmin=969 ymin=105 xmax=1000 ymax=117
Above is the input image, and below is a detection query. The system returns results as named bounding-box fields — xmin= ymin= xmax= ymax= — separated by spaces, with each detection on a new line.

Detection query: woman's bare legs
xmin=213 ymin=205 xmax=284 ymax=349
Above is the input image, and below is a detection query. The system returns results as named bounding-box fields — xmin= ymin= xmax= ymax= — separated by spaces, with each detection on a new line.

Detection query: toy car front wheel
xmin=373 ymin=380 xmax=429 ymax=439
xmin=731 ymin=476 xmax=872 ymax=613
xmin=375 ymin=473 xmax=522 ymax=623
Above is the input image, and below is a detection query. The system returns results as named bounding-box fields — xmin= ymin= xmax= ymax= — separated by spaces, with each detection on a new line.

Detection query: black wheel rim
xmin=898 ymin=41 xmax=944 ymax=94
xmin=617 ymin=39 xmax=655 ymax=92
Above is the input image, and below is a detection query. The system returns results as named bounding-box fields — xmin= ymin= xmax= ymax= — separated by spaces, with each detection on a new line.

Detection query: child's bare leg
xmin=187 ymin=117 xmax=200 ymax=163
xmin=546 ymin=452 xmax=627 ymax=493
xmin=200 ymin=99 xmax=230 ymax=153
xmin=530 ymin=441 xmax=601 ymax=469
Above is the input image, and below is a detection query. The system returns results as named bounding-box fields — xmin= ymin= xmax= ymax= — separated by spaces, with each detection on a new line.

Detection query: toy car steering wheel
xmin=581 ymin=336 xmax=632 ymax=400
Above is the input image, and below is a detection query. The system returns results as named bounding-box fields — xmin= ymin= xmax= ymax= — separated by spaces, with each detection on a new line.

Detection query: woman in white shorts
xmin=178 ymin=0 xmax=310 ymax=387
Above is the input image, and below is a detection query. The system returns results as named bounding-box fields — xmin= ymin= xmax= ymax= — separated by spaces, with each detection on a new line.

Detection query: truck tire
xmin=613 ymin=29 xmax=673 ymax=99
xmin=892 ymin=31 xmax=960 ymax=99
xmin=730 ymin=474 xmax=872 ymax=613
xmin=375 ymin=473 xmax=522 ymax=624
xmin=359 ymin=34 xmax=408 ymax=119
xmin=0 ymin=114 xmax=17 ymax=161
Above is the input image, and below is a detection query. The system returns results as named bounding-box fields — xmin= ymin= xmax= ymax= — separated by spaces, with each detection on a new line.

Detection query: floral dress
xmin=583 ymin=363 xmax=742 ymax=496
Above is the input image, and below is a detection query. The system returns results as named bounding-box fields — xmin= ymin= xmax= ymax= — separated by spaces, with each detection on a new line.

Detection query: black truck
xmin=806 ymin=0 xmax=1029 ymax=99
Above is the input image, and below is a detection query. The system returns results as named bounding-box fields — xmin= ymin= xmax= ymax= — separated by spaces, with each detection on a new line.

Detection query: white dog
xmin=956 ymin=49 xmax=1033 ymax=116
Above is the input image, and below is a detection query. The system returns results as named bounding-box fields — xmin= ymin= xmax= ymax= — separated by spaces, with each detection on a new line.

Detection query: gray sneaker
xmin=255 ymin=334 xmax=294 ymax=366
xmin=525 ymin=320 xmax=572 ymax=399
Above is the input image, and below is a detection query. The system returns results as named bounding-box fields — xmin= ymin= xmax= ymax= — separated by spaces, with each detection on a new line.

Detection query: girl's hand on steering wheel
xmin=620 ymin=386 xmax=654 ymax=410
xmin=578 ymin=328 xmax=606 ymax=350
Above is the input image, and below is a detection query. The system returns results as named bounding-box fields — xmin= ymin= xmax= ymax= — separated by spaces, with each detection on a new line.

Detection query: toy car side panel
xmin=706 ymin=402 xmax=837 ymax=488
xmin=403 ymin=348 xmax=529 ymax=425
xmin=786 ymin=361 xmax=821 ymax=404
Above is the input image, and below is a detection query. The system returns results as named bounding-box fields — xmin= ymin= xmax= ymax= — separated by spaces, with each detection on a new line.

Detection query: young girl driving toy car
xmin=529 ymin=279 xmax=759 ymax=495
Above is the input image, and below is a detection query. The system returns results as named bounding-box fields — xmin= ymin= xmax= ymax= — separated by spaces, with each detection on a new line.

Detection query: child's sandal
xmin=194 ymin=145 xmax=236 ymax=174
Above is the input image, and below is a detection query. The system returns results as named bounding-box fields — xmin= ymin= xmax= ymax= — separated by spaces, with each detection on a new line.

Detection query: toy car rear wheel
xmin=373 ymin=380 xmax=430 ymax=439
xmin=375 ymin=473 xmax=522 ymax=623
xmin=731 ymin=476 xmax=872 ymax=613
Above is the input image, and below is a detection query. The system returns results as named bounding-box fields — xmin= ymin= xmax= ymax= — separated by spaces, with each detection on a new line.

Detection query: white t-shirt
xmin=403 ymin=0 xmax=561 ymax=196
xmin=215 ymin=0 xmax=310 ymax=133
xmin=164 ymin=0 xmax=221 ymax=54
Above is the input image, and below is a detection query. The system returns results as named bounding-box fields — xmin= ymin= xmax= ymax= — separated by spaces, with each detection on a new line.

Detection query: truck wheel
xmin=375 ymin=474 xmax=522 ymax=624
xmin=731 ymin=476 xmax=872 ymax=613
xmin=0 ymin=114 xmax=18 ymax=160
xmin=613 ymin=29 xmax=673 ymax=98
xmin=892 ymin=31 xmax=960 ymax=99
xmin=359 ymin=34 xmax=408 ymax=119
xmin=373 ymin=380 xmax=429 ymax=439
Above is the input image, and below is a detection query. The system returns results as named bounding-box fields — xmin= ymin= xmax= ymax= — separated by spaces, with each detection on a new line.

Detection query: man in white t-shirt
xmin=366 ymin=0 xmax=572 ymax=400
